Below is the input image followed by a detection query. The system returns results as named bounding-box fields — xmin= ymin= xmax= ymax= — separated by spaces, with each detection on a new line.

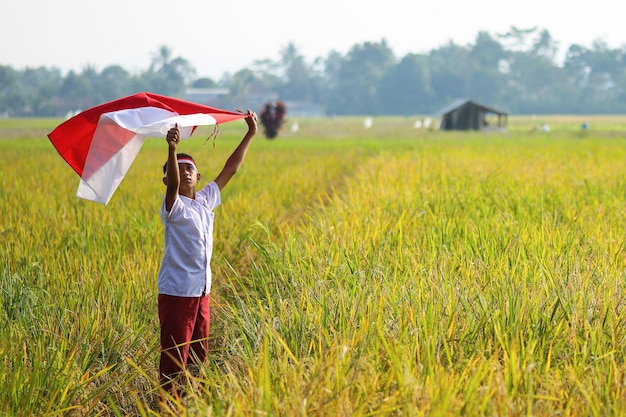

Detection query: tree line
xmin=1 ymin=27 xmax=625 ymax=117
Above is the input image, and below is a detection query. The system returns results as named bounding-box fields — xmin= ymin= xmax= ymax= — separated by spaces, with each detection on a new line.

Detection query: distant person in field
xmin=157 ymin=110 xmax=257 ymax=396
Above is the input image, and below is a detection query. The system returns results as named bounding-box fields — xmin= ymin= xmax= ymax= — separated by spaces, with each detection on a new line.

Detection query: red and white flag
xmin=48 ymin=92 xmax=248 ymax=204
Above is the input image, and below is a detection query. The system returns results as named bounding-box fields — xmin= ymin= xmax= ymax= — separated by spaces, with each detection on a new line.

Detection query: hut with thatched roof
xmin=438 ymin=98 xmax=508 ymax=131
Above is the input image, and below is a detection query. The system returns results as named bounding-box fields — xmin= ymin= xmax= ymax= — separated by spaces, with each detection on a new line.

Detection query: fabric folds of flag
xmin=48 ymin=92 xmax=248 ymax=205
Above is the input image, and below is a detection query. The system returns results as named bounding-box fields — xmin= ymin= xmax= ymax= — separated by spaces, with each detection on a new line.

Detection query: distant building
xmin=185 ymin=88 xmax=230 ymax=106
xmin=185 ymin=88 xmax=325 ymax=117
xmin=438 ymin=98 xmax=508 ymax=131
xmin=283 ymin=101 xmax=326 ymax=117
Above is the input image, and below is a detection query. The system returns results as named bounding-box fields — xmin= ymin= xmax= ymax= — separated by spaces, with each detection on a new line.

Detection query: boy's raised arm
xmin=165 ymin=125 xmax=181 ymax=211
xmin=214 ymin=110 xmax=258 ymax=191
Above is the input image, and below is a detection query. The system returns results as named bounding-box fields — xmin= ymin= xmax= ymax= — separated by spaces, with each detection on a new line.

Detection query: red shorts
xmin=158 ymin=293 xmax=211 ymax=390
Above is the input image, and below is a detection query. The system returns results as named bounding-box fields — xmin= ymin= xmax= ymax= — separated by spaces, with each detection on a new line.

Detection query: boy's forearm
xmin=225 ymin=131 xmax=254 ymax=171
xmin=166 ymin=146 xmax=179 ymax=188
xmin=214 ymin=114 xmax=256 ymax=190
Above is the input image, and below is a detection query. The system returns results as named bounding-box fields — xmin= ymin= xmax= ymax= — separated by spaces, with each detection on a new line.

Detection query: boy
xmin=158 ymin=110 xmax=257 ymax=394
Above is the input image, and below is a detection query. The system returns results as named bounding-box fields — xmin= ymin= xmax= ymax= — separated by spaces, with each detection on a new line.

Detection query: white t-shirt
xmin=157 ymin=181 xmax=221 ymax=296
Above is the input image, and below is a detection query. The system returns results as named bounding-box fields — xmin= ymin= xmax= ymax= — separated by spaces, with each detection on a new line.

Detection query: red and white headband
xmin=176 ymin=157 xmax=197 ymax=172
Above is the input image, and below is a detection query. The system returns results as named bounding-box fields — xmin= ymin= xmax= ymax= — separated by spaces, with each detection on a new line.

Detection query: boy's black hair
xmin=163 ymin=153 xmax=196 ymax=174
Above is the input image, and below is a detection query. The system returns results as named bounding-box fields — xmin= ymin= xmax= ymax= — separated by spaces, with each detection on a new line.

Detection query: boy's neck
xmin=180 ymin=188 xmax=196 ymax=199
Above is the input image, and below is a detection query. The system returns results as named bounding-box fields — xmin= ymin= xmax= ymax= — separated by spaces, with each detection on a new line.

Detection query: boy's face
xmin=177 ymin=162 xmax=200 ymax=191
xmin=163 ymin=162 xmax=200 ymax=193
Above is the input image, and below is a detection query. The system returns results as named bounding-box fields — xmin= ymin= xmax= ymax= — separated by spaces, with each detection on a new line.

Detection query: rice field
xmin=2 ymin=115 xmax=626 ymax=416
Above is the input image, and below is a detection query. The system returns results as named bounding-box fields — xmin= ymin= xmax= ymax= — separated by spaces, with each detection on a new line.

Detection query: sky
xmin=2 ymin=0 xmax=624 ymax=81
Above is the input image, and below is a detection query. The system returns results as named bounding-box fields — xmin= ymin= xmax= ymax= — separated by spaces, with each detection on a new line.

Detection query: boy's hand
xmin=166 ymin=125 xmax=180 ymax=149
xmin=245 ymin=110 xmax=258 ymax=133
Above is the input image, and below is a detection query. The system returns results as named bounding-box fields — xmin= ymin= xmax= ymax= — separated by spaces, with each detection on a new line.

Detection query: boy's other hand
xmin=245 ymin=110 xmax=258 ymax=133
xmin=166 ymin=124 xmax=180 ymax=149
